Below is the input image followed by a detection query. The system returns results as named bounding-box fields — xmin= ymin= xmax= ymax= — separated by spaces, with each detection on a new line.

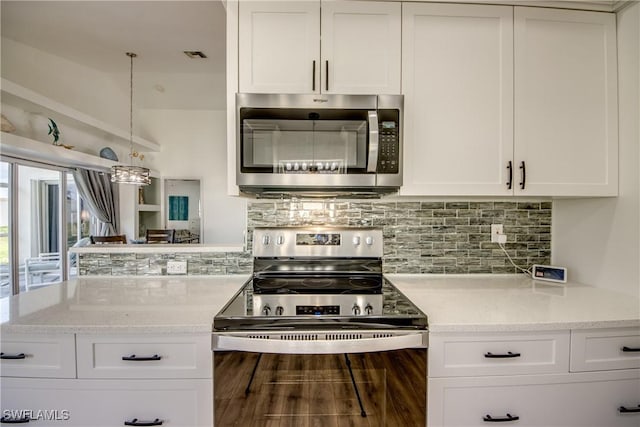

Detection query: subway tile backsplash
xmin=78 ymin=199 xmax=551 ymax=276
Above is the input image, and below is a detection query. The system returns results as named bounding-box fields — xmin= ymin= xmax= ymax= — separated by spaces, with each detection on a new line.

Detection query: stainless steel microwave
xmin=236 ymin=93 xmax=403 ymax=198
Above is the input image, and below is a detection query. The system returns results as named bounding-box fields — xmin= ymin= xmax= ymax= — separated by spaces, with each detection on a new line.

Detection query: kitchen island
xmin=1 ymin=275 xmax=638 ymax=426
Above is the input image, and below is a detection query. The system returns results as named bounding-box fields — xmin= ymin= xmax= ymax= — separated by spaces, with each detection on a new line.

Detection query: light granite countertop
xmin=1 ymin=274 xmax=638 ymax=335
xmin=0 ymin=276 xmax=249 ymax=334
xmin=387 ymin=274 xmax=640 ymax=332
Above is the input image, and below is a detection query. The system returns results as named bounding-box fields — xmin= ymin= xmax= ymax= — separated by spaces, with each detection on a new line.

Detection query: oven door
xmin=213 ymin=330 xmax=427 ymax=427
xmin=213 ymin=331 xmax=426 ymax=427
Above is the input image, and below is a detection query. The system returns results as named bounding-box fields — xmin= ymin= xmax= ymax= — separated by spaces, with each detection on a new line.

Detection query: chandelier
xmin=111 ymin=52 xmax=151 ymax=185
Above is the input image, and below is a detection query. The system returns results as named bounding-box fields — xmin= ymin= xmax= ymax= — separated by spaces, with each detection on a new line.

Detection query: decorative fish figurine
xmin=47 ymin=118 xmax=60 ymax=145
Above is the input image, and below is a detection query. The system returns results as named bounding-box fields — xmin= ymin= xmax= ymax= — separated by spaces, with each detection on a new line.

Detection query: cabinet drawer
xmin=571 ymin=328 xmax=640 ymax=372
xmin=428 ymin=370 xmax=640 ymax=427
xmin=0 ymin=333 xmax=76 ymax=378
xmin=76 ymin=334 xmax=211 ymax=379
xmin=429 ymin=331 xmax=570 ymax=377
xmin=0 ymin=377 xmax=212 ymax=426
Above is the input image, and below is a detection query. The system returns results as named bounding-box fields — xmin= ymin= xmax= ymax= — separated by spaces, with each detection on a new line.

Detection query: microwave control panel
xmin=377 ymin=109 xmax=400 ymax=174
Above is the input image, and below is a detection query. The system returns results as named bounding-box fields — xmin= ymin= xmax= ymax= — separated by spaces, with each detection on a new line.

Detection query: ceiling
xmin=1 ymin=1 xmax=227 ymax=110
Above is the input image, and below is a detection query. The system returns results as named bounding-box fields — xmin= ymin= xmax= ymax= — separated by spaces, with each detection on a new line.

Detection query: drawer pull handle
xmin=619 ymin=405 xmax=640 ymax=413
xmin=0 ymin=416 xmax=30 ymax=424
xmin=121 ymin=354 xmax=162 ymax=361
xmin=0 ymin=353 xmax=26 ymax=360
xmin=124 ymin=418 xmax=163 ymax=426
xmin=484 ymin=351 xmax=521 ymax=359
xmin=621 ymin=346 xmax=640 ymax=352
xmin=483 ymin=414 xmax=520 ymax=422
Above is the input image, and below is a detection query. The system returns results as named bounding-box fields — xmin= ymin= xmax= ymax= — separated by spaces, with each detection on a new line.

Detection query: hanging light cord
xmin=126 ymin=52 xmax=136 ymax=163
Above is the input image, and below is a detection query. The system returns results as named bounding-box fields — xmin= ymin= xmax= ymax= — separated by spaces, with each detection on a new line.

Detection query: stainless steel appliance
xmin=213 ymin=227 xmax=427 ymax=426
xmin=236 ymin=94 xmax=403 ymax=198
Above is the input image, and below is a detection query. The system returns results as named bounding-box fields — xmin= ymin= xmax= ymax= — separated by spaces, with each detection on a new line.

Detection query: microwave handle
xmin=367 ymin=111 xmax=379 ymax=173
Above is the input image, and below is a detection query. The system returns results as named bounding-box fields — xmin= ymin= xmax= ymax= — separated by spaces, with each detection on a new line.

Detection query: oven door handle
xmin=213 ymin=332 xmax=426 ymax=354
xmin=366 ymin=111 xmax=379 ymax=173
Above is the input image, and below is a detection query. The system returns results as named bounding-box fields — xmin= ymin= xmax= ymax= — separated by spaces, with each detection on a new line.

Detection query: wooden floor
xmin=214 ymin=350 xmax=426 ymax=427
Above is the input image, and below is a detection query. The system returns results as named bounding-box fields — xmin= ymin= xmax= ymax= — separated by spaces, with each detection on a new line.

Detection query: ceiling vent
xmin=184 ymin=51 xmax=207 ymax=59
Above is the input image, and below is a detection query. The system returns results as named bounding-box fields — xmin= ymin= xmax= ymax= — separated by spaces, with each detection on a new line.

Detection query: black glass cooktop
xmin=213 ymin=278 xmax=428 ymax=331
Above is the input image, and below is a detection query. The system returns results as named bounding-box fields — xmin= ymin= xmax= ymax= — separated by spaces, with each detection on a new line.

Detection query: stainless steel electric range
xmin=213 ymin=227 xmax=427 ymax=427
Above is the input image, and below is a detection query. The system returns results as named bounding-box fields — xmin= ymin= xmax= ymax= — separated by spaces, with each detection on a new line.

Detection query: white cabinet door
xmin=321 ymin=1 xmax=400 ymax=94
xmin=1 ymin=378 xmax=212 ymax=426
xmin=76 ymin=334 xmax=212 ymax=379
xmin=239 ymin=1 xmax=320 ymax=93
xmin=429 ymin=331 xmax=570 ymax=377
xmin=429 ymin=370 xmax=640 ymax=427
xmin=571 ymin=328 xmax=640 ymax=372
xmin=401 ymin=3 xmax=514 ymax=196
xmin=0 ymin=333 xmax=76 ymax=379
xmin=514 ymin=7 xmax=618 ymax=196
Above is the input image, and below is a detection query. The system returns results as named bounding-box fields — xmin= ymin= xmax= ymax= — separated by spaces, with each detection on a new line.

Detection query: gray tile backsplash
xmin=247 ymin=200 xmax=551 ymax=274
xmin=78 ymin=199 xmax=551 ymax=276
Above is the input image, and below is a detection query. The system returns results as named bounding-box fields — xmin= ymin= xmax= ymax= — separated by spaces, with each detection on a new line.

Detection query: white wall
xmin=138 ymin=109 xmax=246 ymax=244
xmin=552 ymin=3 xmax=640 ymax=297
xmin=1 ymin=38 xmax=129 ymax=132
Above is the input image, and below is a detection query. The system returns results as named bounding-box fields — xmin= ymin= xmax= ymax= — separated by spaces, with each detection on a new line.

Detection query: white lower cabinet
xmin=0 ymin=333 xmax=213 ymax=426
xmin=429 ymin=370 xmax=640 ymax=427
xmin=1 ymin=378 xmax=212 ymax=426
xmin=429 ymin=327 xmax=640 ymax=427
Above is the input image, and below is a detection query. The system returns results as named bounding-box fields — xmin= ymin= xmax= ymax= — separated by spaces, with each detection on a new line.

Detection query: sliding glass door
xmin=0 ymin=162 xmax=10 ymax=297
xmin=17 ymin=164 xmax=64 ymax=293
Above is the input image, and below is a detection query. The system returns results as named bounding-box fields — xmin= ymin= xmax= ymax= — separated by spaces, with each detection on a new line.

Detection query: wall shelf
xmin=1 ymin=78 xmax=160 ymax=153
xmin=1 ymin=131 xmax=119 ymax=171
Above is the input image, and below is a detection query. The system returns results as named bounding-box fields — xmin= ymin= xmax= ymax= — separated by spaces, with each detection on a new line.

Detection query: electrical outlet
xmin=491 ymin=224 xmax=505 ymax=243
xmin=166 ymin=261 xmax=187 ymax=275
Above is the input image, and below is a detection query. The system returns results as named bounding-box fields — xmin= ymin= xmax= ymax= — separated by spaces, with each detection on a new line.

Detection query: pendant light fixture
xmin=111 ymin=52 xmax=151 ymax=186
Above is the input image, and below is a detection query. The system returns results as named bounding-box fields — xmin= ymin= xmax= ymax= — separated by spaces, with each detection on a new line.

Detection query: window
xmin=0 ymin=159 xmax=103 ymax=297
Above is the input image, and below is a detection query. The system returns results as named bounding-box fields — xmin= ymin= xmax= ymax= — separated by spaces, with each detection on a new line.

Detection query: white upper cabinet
xmin=321 ymin=1 xmax=401 ymax=94
xmin=401 ymin=5 xmax=618 ymax=197
xmin=239 ymin=1 xmax=319 ymax=94
xmin=401 ymin=3 xmax=514 ymax=196
xmin=238 ymin=0 xmax=401 ymax=94
xmin=514 ymin=7 xmax=618 ymax=196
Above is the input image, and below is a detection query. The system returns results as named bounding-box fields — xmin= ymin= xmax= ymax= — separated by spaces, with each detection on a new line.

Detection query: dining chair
xmin=146 ymin=229 xmax=176 ymax=244
xmin=90 ymin=235 xmax=127 ymax=244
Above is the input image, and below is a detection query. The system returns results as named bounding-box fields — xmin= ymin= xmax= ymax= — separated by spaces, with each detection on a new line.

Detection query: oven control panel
xmin=253 ymin=227 xmax=383 ymax=258
xmin=253 ymin=295 xmax=383 ymax=317
xmin=296 ymin=305 xmax=340 ymax=315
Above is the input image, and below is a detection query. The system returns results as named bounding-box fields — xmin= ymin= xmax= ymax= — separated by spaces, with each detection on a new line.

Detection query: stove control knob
xmin=365 ymin=236 xmax=374 ymax=246
xmin=364 ymin=304 xmax=373 ymax=315
xmin=276 ymin=235 xmax=285 ymax=245
xmin=352 ymin=304 xmax=361 ymax=316
xmin=352 ymin=236 xmax=361 ymax=246
xmin=262 ymin=235 xmax=271 ymax=246
xmin=262 ymin=304 xmax=271 ymax=316
xmin=275 ymin=306 xmax=284 ymax=316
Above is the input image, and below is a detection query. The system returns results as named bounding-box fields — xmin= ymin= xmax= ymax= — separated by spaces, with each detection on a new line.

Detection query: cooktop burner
xmin=252 ymin=275 xmax=383 ymax=295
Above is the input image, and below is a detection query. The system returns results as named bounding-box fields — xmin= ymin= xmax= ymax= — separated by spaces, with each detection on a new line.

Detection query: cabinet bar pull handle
xmin=619 ymin=405 xmax=640 ymax=413
xmin=483 ymin=414 xmax=520 ymax=422
xmin=312 ymin=60 xmax=316 ymax=92
xmin=484 ymin=351 xmax=521 ymax=359
xmin=0 ymin=416 xmax=30 ymax=424
xmin=121 ymin=354 xmax=162 ymax=361
xmin=0 ymin=352 xmax=26 ymax=360
xmin=506 ymin=161 xmax=513 ymax=189
xmin=622 ymin=346 xmax=640 ymax=352
xmin=124 ymin=418 xmax=163 ymax=426
xmin=519 ymin=161 xmax=526 ymax=189
xmin=325 ymin=60 xmax=329 ymax=91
